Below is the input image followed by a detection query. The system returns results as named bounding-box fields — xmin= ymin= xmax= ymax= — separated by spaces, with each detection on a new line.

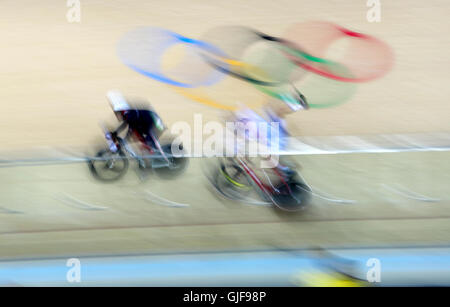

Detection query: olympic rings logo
xmin=117 ymin=21 xmax=394 ymax=110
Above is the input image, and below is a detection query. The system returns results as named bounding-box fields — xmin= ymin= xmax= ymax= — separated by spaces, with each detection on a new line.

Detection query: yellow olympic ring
xmin=173 ymin=56 xmax=274 ymax=111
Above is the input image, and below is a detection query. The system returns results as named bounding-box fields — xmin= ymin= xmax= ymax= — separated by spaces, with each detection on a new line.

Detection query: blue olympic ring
xmin=118 ymin=27 xmax=229 ymax=88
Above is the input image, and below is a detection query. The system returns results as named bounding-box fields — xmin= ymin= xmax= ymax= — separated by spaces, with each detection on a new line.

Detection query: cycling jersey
xmin=113 ymin=109 xmax=165 ymax=149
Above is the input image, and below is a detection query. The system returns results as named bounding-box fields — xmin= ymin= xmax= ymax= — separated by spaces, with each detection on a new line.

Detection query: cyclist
xmin=229 ymin=86 xmax=309 ymax=179
xmin=106 ymin=90 xmax=167 ymax=167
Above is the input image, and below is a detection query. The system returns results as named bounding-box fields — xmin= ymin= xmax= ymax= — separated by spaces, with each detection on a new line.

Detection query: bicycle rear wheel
xmin=152 ymin=143 xmax=189 ymax=179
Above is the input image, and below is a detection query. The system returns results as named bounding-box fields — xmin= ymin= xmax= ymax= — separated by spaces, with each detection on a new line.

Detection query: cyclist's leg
xmin=143 ymin=128 xmax=172 ymax=165
xmin=142 ymin=132 xmax=157 ymax=150
xmin=126 ymin=129 xmax=151 ymax=169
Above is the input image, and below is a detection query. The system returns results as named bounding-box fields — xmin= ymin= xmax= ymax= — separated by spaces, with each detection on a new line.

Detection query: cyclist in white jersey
xmin=229 ymin=87 xmax=309 ymax=178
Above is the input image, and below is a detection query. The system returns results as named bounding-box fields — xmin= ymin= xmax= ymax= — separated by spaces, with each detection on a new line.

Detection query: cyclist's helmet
xmin=107 ymin=90 xmax=131 ymax=112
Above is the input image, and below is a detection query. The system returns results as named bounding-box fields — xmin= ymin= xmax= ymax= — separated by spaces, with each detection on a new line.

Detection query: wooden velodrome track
xmin=0 ymin=0 xmax=449 ymax=260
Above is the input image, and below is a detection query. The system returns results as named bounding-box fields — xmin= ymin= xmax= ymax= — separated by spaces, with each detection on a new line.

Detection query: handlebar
xmin=105 ymin=131 xmax=121 ymax=153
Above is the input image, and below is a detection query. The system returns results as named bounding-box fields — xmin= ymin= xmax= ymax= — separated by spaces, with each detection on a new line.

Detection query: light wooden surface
xmin=0 ymin=0 xmax=449 ymax=259
xmin=0 ymin=152 xmax=449 ymax=259
xmin=0 ymin=0 xmax=449 ymax=152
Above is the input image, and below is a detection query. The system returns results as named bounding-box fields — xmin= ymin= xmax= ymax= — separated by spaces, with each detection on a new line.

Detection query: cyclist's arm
xmin=111 ymin=121 xmax=128 ymax=137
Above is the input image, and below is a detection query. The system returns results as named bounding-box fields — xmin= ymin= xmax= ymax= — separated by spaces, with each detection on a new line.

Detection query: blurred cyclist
xmin=229 ymin=86 xmax=309 ymax=179
xmin=106 ymin=90 xmax=167 ymax=167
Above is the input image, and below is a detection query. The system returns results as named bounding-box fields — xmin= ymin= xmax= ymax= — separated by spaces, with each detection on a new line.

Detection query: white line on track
xmin=54 ymin=193 xmax=109 ymax=210
xmin=0 ymin=206 xmax=23 ymax=214
xmin=297 ymin=173 xmax=357 ymax=204
xmin=143 ymin=190 xmax=190 ymax=208
xmin=0 ymin=132 xmax=447 ymax=167
xmin=380 ymin=184 xmax=441 ymax=203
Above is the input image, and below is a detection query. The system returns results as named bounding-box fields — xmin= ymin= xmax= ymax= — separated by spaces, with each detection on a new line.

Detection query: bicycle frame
xmin=234 ymin=157 xmax=294 ymax=204
xmin=108 ymin=129 xmax=172 ymax=164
